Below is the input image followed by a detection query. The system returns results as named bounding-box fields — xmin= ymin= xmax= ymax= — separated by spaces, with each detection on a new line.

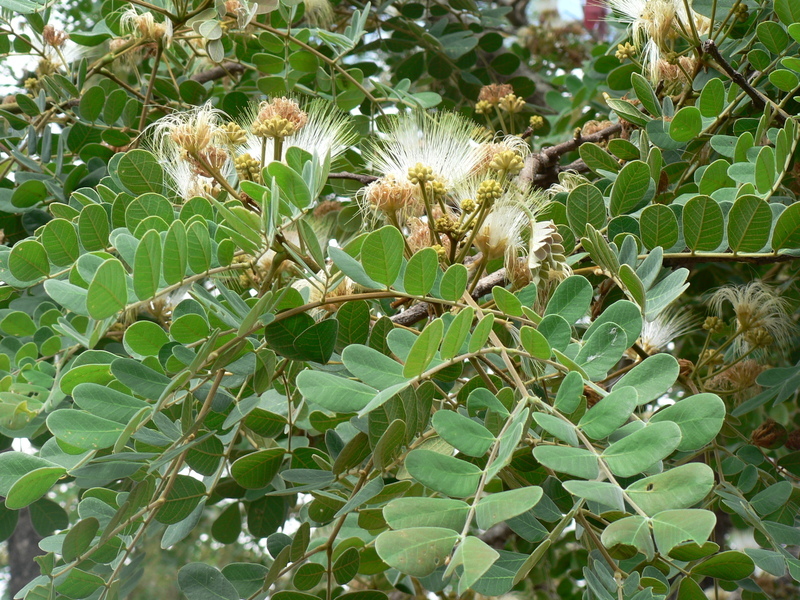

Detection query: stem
xmin=137 ymin=44 xmax=163 ymax=133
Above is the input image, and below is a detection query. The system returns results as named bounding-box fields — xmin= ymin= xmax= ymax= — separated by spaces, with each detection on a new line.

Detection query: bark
xmin=5 ymin=508 xmax=43 ymax=600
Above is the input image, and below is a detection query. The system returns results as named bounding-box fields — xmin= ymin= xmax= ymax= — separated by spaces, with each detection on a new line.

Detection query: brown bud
xmin=584 ymin=385 xmax=602 ymax=408
xmin=785 ymin=429 xmax=800 ymax=451
xmin=677 ymin=358 xmax=694 ymax=378
xmin=751 ymin=419 xmax=788 ymax=450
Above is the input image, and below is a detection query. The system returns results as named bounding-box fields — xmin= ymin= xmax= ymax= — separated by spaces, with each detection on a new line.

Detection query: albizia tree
xmin=0 ymin=1 xmax=799 ymax=600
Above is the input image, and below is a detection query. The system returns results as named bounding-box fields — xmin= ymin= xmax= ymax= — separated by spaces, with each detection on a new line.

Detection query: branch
xmin=661 ymin=252 xmax=800 ymax=267
xmin=390 ymin=266 xmax=506 ymax=326
xmin=520 ymin=123 xmax=623 ymax=189
xmin=328 ymin=171 xmax=379 ymax=185
xmin=190 ymin=62 xmax=246 ymax=84
xmin=702 ymin=40 xmax=788 ymax=124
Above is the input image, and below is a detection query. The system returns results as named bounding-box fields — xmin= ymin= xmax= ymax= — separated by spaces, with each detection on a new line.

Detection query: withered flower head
xmin=478 ymin=83 xmax=514 ymax=105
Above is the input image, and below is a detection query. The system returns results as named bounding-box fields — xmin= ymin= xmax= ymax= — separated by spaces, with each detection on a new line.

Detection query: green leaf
xmin=631 ymin=73 xmax=661 ymax=116
xmin=405 ymin=449 xmax=482 ymax=498
xmin=626 ymin=463 xmax=715 ymax=516
xmin=651 ymin=509 xmax=716 ymax=555
xmin=333 ymin=547 xmax=360 ymax=584
xmin=602 ymin=421 xmax=682 ymax=477
xmin=692 ymin=551 xmax=755 ymax=580
xmin=124 ymin=320 xmax=169 ymax=358
xmin=468 ymin=314 xmax=495 ymax=353
xmin=451 ymin=536 xmax=500 ymax=595
xmin=575 ymin=321 xmax=629 ymax=380
xmin=580 ymin=142 xmax=621 ymax=174
xmin=9 ymin=239 xmax=49 ymax=282
xmin=533 ymin=412 xmax=578 ymax=446
xmin=342 ymin=344 xmax=407 ymax=389
xmin=727 ymin=195 xmax=771 ymax=253
xmin=47 ymin=407 xmax=122 ymax=451
xmin=375 ymin=527 xmax=458 ymax=577
xmin=578 ymin=387 xmax=638 ymax=439
xmin=640 ymin=204 xmax=679 ymax=250
xmin=404 ymin=248 xmax=438 ymax=296
xmin=683 ymin=195 xmax=724 ymax=252
xmin=649 ymin=393 xmax=725 ymax=451
xmin=163 ymin=220 xmax=188 ymax=285
xmin=475 ymin=487 xmax=543 ymax=530
xmin=157 ymin=475 xmax=206 ymax=525
xmin=77 ymin=203 xmax=110 ymax=252
xmin=544 ymin=275 xmax=592 ymax=325
xmin=610 ymin=161 xmax=650 ymax=216
xmin=757 ymin=21 xmax=789 ymax=54
xmin=62 ymin=518 xmax=100 ymax=562
xmin=117 ymin=150 xmax=164 ymax=195
xmin=554 ymin=371 xmax=584 ymax=413
xmin=562 ymin=480 xmax=624 ymax=512
xmin=296 ymin=370 xmax=377 ymax=413
xmin=178 ymin=563 xmax=238 ymax=600
xmin=267 ymin=161 xmax=311 ymax=208
xmin=567 ymin=184 xmax=607 ymax=235
xmin=432 ymin=410 xmax=494 ymax=457
xmin=532 ymin=446 xmax=599 ymax=479
xmin=755 ymin=146 xmax=777 ymax=193
xmin=41 ymin=219 xmax=79 ymax=267
xmin=361 ymin=226 xmax=404 ymax=287
xmin=439 ymin=263 xmax=468 ymax=301
xmin=133 ymin=229 xmax=161 ymax=301
xmin=584 ymin=300 xmax=642 ymax=347
xmin=601 ymin=515 xmax=654 ymax=561
xmin=383 ymin=498 xmax=469 ymax=531
xmin=613 ymin=353 xmax=679 ymax=404
xmin=771 ymin=202 xmax=800 ymax=250
xmin=669 ymin=107 xmax=702 ymax=142
xmin=440 ymin=307 xmax=474 ymax=360
xmin=403 ymin=318 xmax=444 ymax=377
xmin=5 ymin=466 xmax=66 ymax=509
xmin=293 ymin=319 xmax=338 ymax=364
xmin=698 ymin=78 xmax=724 ymax=118
xmin=520 ymin=326 xmax=551 ymax=359
xmin=231 ymin=449 xmax=285 ymax=489
xmin=776 ymin=0 xmax=800 ymax=26
xmin=492 ymin=287 xmax=522 ymax=316
xmin=86 ymin=258 xmax=127 ymax=319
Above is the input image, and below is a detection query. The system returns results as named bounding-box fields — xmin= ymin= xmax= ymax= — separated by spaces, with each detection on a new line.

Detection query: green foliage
xmin=0 ymin=2 xmax=799 ymax=600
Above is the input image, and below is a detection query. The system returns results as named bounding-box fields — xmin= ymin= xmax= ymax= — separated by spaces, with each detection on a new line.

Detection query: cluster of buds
xmin=743 ymin=327 xmax=774 ymax=349
xmin=460 ymin=197 xmax=477 ymax=214
xmin=251 ymin=97 xmax=308 ymax=139
xmin=235 ymin=153 xmax=261 ymax=182
xmin=434 ymin=215 xmax=458 ymax=235
xmin=476 ymin=179 xmax=503 ymax=207
xmin=222 ymin=121 xmax=248 ymax=145
xmin=489 ymin=149 xmax=524 ymax=176
xmin=703 ymin=316 xmax=725 ymax=333
xmin=498 ymin=93 xmax=525 ymax=114
xmin=43 ymin=25 xmax=68 ymax=48
xmin=529 ymin=115 xmax=545 ymax=131
xmin=615 ymin=42 xmax=636 ymax=61
xmin=407 ymin=163 xmax=435 ymax=186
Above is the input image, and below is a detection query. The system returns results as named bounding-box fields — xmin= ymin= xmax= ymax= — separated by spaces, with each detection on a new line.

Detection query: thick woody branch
xmin=191 ymin=62 xmax=246 ymax=83
xmin=702 ymin=40 xmax=788 ymax=124
xmin=661 ymin=252 xmax=799 ymax=267
xmin=520 ymin=122 xmax=622 ymax=189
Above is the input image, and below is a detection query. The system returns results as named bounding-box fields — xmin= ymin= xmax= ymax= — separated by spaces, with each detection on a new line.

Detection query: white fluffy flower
xmin=366 ymin=111 xmax=491 ymax=189
xmin=242 ymin=98 xmax=355 ymax=166
xmin=640 ymin=304 xmax=699 ymax=354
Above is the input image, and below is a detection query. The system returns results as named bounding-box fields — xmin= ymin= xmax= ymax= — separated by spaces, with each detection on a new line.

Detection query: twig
xmin=190 ymin=62 xmax=246 ymax=83
xmin=702 ymin=39 xmax=788 ymax=124
xmin=661 ymin=252 xmax=800 ymax=266
xmin=328 ymin=171 xmax=379 ymax=185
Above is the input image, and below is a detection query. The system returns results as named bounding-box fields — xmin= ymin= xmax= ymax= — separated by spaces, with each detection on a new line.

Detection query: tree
xmin=0 ymin=1 xmax=799 ymax=600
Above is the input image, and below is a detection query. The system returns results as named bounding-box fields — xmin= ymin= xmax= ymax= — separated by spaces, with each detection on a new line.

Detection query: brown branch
xmin=521 ymin=123 xmax=623 ymax=189
xmin=328 ymin=171 xmax=379 ymax=185
xmin=661 ymin=252 xmax=800 ymax=267
xmin=391 ymin=266 xmax=506 ymax=326
xmin=190 ymin=62 xmax=246 ymax=84
xmin=702 ymin=39 xmax=788 ymax=124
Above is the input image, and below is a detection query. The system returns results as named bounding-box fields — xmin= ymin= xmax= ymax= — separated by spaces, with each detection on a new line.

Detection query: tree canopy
xmin=0 ymin=1 xmax=800 ymax=600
